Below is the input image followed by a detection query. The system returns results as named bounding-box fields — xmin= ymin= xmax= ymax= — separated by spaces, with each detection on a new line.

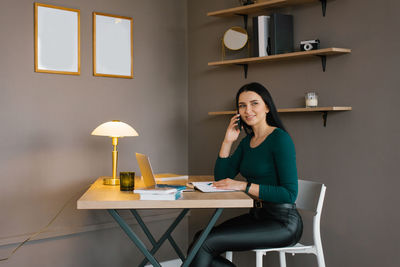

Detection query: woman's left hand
xmin=212 ymin=178 xmax=246 ymax=191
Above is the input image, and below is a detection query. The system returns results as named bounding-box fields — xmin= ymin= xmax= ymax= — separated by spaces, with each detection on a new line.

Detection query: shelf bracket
xmin=320 ymin=111 xmax=328 ymax=127
xmin=236 ymin=64 xmax=248 ymax=79
xmin=320 ymin=0 xmax=327 ymax=17
xmin=318 ymin=55 xmax=326 ymax=72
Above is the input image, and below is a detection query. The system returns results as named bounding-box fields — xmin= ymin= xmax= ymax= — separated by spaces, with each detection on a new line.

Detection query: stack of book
xmin=252 ymin=13 xmax=294 ymax=57
xmin=133 ymin=185 xmax=185 ymax=200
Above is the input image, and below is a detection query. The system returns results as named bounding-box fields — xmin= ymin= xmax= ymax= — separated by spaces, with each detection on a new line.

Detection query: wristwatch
xmin=245 ymin=182 xmax=251 ymax=194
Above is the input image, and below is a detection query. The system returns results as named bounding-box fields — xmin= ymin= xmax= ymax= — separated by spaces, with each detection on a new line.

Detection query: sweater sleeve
xmin=259 ymin=132 xmax=298 ymax=203
xmin=214 ymin=138 xmax=245 ymax=181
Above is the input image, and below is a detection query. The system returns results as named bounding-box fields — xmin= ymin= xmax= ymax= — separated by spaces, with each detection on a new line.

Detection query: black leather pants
xmin=188 ymin=202 xmax=303 ymax=267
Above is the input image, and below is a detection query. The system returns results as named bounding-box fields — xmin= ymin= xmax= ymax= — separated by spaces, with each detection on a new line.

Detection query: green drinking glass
xmin=120 ymin=172 xmax=135 ymax=191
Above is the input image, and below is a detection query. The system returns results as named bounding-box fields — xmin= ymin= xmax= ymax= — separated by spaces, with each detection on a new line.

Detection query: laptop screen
xmin=136 ymin=153 xmax=156 ymax=187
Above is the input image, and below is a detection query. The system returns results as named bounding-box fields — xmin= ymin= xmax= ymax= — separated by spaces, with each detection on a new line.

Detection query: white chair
xmin=225 ymin=179 xmax=327 ymax=267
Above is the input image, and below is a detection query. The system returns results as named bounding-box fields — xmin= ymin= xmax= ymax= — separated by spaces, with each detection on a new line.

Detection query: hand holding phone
xmin=222 ymin=114 xmax=241 ymax=148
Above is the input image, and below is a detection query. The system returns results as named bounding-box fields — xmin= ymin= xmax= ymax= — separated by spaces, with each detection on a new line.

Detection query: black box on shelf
xmin=269 ymin=13 xmax=293 ymax=55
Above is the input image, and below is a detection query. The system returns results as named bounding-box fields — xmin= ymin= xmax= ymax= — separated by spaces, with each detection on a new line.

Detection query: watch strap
xmin=245 ymin=182 xmax=251 ymax=194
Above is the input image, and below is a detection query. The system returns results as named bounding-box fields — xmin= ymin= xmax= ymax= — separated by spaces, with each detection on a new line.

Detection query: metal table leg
xmin=182 ymin=208 xmax=224 ymax=267
xmin=109 ymin=208 xmax=223 ymax=267
xmin=133 ymin=209 xmax=189 ymax=267
xmin=108 ymin=209 xmax=161 ymax=267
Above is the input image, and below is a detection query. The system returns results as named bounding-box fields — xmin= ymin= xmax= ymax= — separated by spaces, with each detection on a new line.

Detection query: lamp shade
xmin=91 ymin=120 xmax=139 ymax=137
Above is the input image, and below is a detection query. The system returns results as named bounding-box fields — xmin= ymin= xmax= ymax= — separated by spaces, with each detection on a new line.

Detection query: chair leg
xmin=225 ymin=251 xmax=233 ymax=262
xmin=256 ymin=251 xmax=263 ymax=267
xmin=315 ymin=239 xmax=326 ymax=267
xmin=316 ymin=249 xmax=326 ymax=267
xmin=279 ymin=252 xmax=287 ymax=267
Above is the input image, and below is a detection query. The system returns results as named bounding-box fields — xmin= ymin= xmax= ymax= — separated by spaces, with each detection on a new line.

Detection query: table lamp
xmin=91 ymin=120 xmax=139 ymax=185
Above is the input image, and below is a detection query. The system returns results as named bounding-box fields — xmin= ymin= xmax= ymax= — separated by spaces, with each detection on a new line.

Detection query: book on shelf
xmin=252 ymin=16 xmax=259 ymax=57
xmin=252 ymin=15 xmax=270 ymax=57
xmin=258 ymin=15 xmax=270 ymax=57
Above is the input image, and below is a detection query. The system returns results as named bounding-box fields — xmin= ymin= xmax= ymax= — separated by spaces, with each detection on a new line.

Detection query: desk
xmin=77 ymin=176 xmax=253 ymax=267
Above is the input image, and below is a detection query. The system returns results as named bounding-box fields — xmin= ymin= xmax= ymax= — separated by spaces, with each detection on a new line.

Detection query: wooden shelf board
xmin=207 ymin=0 xmax=317 ymax=17
xmin=208 ymin=48 xmax=351 ymax=66
xmin=208 ymin=106 xmax=352 ymax=115
xmin=279 ymin=106 xmax=352 ymax=112
xmin=208 ymin=111 xmax=236 ymax=116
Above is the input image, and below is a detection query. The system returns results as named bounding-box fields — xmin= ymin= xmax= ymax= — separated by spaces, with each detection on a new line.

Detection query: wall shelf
xmin=208 ymin=47 xmax=351 ymax=77
xmin=206 ymin=2 xmax=350 ymax=126
xmin=208 ymin=106 xmax=352 ymax=127
xmin=207 ymin=0 xmax=328 ymax=18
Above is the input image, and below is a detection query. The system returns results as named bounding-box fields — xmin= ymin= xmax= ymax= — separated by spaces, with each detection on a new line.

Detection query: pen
xmin=207 ymin=183 xmax=213 ymax=185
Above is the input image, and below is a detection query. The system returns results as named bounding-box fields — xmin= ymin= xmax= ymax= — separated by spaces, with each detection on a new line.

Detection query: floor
xmin=144 ymin=258 xmax=183 ymax=267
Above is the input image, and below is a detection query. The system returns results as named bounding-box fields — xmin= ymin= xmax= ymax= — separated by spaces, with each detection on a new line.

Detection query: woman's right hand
xmin=223 ymin=114 xmax=241 ymax=144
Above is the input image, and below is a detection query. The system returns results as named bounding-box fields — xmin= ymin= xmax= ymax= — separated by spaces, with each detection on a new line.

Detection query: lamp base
xmin=101 ymin=176 xmax=120 ymax=186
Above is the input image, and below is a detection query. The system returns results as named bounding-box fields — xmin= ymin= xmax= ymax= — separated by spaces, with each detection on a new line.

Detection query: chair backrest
xmin=295 ymin=179 xmax=326 ymax=214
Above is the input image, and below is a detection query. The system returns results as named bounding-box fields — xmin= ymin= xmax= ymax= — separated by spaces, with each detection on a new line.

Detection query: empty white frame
xmin=34 ymin=3 xmax=80 ymax=75
xmin=93 ymin=12 xmax=133 ymax=78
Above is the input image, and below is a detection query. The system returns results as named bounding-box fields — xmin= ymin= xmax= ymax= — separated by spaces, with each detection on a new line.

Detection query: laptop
xmin=135 ymin=153 xmax=188 ymax=189
xmin=135 ymin=153 xmax=232 ymax=192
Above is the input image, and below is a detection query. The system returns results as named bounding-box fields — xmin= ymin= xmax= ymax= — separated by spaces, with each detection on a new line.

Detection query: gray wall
xmin=188 ymin=0 xmax=400 ymax=266
xmin=2 ymin=0 xmax=399 ymax=266
xmin=0 ymin=0 xmax=188 ymax=266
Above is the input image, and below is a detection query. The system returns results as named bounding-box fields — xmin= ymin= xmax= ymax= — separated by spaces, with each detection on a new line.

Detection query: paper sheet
xmin=191 ymin=182 xmax=237 ymax=193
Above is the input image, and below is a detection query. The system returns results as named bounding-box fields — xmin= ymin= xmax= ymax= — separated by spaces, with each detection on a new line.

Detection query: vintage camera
xmin=300 ymin=39 xmax=320 ymax=51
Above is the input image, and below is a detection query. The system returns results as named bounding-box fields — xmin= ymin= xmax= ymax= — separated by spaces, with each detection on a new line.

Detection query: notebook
xmin=138 ymin=191 xmax=182 ymax=201
xmin=133 ymin=186 xmax=177 ymax=195
xmin=190 ymin=182 xmax=237 ymax=193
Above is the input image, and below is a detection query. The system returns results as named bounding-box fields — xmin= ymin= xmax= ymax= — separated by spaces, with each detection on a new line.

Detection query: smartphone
xmin=236 ymin=114 xmax=242 ymax=131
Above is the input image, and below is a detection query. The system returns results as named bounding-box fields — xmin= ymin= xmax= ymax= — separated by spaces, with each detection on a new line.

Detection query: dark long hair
xmin=235 ymin=82 xmax=287 ymax=135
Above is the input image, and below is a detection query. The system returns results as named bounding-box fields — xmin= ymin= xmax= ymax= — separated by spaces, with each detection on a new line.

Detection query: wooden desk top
xmin=77 ymin=175 xmax=254 ymax=210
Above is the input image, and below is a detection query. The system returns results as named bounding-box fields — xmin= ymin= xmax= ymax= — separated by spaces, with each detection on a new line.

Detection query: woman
xmin=189 ymin=82 xmax=303 ymax=267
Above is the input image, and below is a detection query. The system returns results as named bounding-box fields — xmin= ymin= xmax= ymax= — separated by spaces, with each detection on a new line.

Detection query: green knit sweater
xmin=214 ymin=128 xmax=298 ymax=204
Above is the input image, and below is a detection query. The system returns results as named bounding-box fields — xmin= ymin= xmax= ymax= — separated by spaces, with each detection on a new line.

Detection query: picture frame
xmin=93 ymin=12 xmax=133 ymax=79
xmin=34 ymin=3 xmax=80 ymax=75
